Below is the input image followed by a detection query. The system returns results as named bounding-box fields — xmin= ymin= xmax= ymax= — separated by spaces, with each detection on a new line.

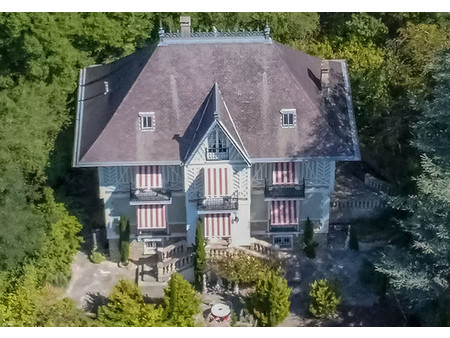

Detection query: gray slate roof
xmin=73 ymin=38 xmax=360 ymax=167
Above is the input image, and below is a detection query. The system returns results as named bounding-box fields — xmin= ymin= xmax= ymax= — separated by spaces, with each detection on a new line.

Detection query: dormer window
xmin=206 ymin=128 xmax=229 ymax=160
xmin=139 ymin=112 xmax=155 ymax=131
xmin=281 ymin=109 xmax=296 ymax=128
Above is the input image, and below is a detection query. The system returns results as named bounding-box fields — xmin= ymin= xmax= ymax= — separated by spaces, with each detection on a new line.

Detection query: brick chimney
xmin=180 ymin=16 xmax=191 ymax=38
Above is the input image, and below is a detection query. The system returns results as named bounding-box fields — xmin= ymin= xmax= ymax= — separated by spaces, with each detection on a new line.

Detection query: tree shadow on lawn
xmin=84 ymin=292 xmax=108 ymax=315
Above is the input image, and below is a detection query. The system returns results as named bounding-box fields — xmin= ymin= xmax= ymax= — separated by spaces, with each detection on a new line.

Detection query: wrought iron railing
xmin=264 ymin=178 xmax=305 ymax=199
xmin=197 ymin=191 xmax=239 ymax=211
xmin=130 ymin=184 xmax=172 ymax=202
xmin=205 ymin=147 xmax=229 ymax=161
xmin=269 ymin=221 xmax=299 ymax=232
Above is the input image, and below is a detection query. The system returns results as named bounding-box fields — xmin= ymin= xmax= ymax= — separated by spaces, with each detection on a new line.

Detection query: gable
xmin=186 ymin=124 xmax=248 ymax=165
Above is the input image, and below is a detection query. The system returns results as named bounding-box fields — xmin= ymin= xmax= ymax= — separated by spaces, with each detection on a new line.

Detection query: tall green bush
xmin=302 ymin=217 xmax=318 ymax=258
xmin=97 ymin=279 xmax=163 ymax=327
xmin=193 ymin=218 xmax=206 ymax=291
xmin=246 ymin=271 xmax=291 ymax=327
xmin=119 ymin=216 xmax=130 ymax=265
xmin=162 ymin=273 xmax=201 ymax=327
xmin=308 ymin=279 xmax=341 ymax=319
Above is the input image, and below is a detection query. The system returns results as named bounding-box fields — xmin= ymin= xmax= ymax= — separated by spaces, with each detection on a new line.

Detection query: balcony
xmin=264 ymin=179 xmax=305 ymax=200
xmin=269 ymin=222 xmax=299 ymax=233
xmin=205 ymin=147 xmax=229 ymax=161
xmin=130 ymin=186 xmax=172 ymax=205
xmin=197 ymin=192 xmax=239 ymax=211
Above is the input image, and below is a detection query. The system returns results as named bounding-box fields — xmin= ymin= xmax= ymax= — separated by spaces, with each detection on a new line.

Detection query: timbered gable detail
xmin=98 ymin=166 xmax=133 ymax=192
xmin=185 ymin=166 xmax=204 ymax=200
xmin=251 ymin=160 xmax=335 ymax=189
xmin=233 ymin=166 xmax=250 ymax=200
xmin=188 ymin=125 xmax=247 ymax=165
xmin=298 ymin=160 xmax=334 ymax=188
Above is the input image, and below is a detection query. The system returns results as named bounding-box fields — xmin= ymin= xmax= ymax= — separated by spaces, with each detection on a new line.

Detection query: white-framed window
xmin=206 ymin=128 xmax=229 ymax=160
xmin=280 ymin=109 xmax=296 ymax=128
xmin=273 ymin=235 xmax=293 ymax=250
xmin=139 ymin=112 xmax=155 ymax=131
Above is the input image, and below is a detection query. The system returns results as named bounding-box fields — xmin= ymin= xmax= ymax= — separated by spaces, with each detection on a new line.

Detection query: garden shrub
xmin=97 ymin=279 xmax=163 ymax=327
xmin=210 ymin=252 xmax=282 ymax=287
xmin=162 ymin=273 xmax=201 ymax=327
xmin=119 ymin=216 xmax=130 ymax=265
xmin=193 ymin=219 xmax=206 ymax=291
xmin=89 ymin=247 xmax=106 ymax=264
xmin=246 ymin=271 xmax=291 ymax=327
xmin=303 ymin=217 xmax=318 ymax=258
xmin=308 ymin=279 xmax=341 ymax=319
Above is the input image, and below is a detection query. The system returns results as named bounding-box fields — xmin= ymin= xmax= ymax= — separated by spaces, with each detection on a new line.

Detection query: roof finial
xmin=264 ymin=21 xmax=270 ymax=40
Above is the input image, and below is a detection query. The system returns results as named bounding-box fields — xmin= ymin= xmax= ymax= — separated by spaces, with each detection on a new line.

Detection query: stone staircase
xmin=148 ymin=238 xmax=278 ymax=283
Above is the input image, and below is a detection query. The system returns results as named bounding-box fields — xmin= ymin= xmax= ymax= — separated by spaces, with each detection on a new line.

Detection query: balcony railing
xmin=264 ymin=178 xmax=305 ymax=199
xmin=130 ymin=185 xmax=172 ymax=203
xmin=269 ymin=222 xmax=299 ymax=232
xmin=205 ymin=147 xmax=229 ymax=161
xmin=197 ymin=191 xmax=239 ymax=211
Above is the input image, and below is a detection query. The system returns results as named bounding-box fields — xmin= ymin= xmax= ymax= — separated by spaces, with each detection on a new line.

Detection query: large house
xmin=73 ymin=17 xmax=360 ymax=258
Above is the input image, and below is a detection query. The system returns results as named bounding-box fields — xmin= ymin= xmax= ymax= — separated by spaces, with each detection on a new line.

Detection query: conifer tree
xmin=119 ymin=216 xmax=130 ymax=265
xmin=97 ymin=279 xmax=163 ymax=327
xmin=303 ymin=217 xmax=318 ymax=258
xmin=246 ymin=271 xmax=291 ymax=327
xmin=308 ymin=279 xmax=341 ymax=319
xmin=162 ymin=273 xmax=201 ymax=327
xmin=375 ymin=48 xmax=450 ymax=322
xmin=193 ymin=218 xmax=206 ymax=292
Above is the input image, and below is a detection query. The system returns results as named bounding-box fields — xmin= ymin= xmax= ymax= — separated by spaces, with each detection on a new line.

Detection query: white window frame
xmin=207 ymin=128 xmax=228 ymax=152
xmin=273 ymin=235 xmax=293 ymax=250
xmin=139 ymin=112 xmax=155 ymax=131
xmin=280 ymin=109 xmax=296 ymax=128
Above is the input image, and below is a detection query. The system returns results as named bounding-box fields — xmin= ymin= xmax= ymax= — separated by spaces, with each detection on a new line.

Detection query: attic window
xmin=281 ymin=109 xmax=296 ymax=128
xmin=139 ymin=112 xmax=155 ymax=131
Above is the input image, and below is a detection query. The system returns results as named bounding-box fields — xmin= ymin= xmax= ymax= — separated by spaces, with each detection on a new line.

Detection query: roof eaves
xmin=249 ymin=155 xmax=360 ymax=163
xmin=76 ymin=160 xmax=183 ymax=168
xmin=184 ymin=120 xmax=218 ymax=166
xmin=216 ymin=121 xmax=251 ymax=166
xmin=72 ymin=67 xmax=87 ymax=168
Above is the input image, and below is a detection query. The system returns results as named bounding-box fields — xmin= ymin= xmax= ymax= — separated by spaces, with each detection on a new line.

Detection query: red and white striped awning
xmin=204 ymin=213 xmax=231 ymax=238
xmin=270 ymin=200 xmax=298 ymax=225
xmin=273 ymin=162 xmax=297 ymax=185
xmin=136 ymin=165 xmax=162 ymax=189
xmin=205 ymin=167 xmax=229 ymax=197
xmin=137 ymin=205 xmax=166 ymax=229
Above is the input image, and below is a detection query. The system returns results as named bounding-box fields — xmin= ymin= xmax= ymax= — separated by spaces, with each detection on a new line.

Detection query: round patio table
xmin=211 ymin=303 xmax=231 ymax=319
